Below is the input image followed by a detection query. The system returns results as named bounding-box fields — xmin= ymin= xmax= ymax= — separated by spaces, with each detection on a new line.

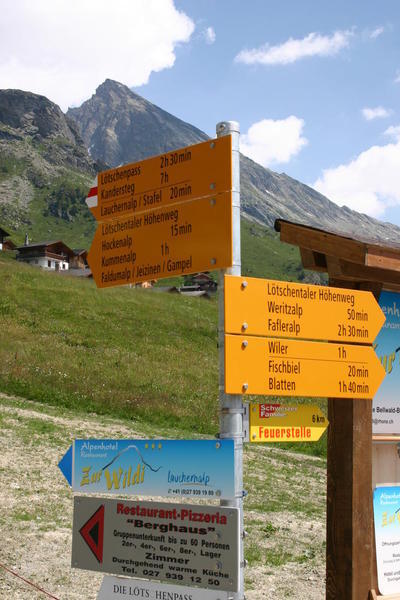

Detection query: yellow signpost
xmin=225 ymin=333 xmax=386 ymax=398
xmin=249 ymin=402 xmax=328 ymax=442
xmin=224 ymin=274 xmax=385 ymax=344
xmin=87 ymin=136 xmax=232 ymax=222
xmin=88 ymin=193 xmax=232 ymax=288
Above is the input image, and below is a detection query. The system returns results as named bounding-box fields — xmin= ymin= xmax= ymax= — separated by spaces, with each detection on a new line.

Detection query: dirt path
xmin=0 ymin=393 xmax=326 ymax=599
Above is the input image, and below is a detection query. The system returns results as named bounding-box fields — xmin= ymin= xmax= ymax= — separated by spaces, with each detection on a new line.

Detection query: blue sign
xmin=373 ymin=291 xmax=400 ymax=434
xmin=58 ymin=439 xmax=235 ymax=499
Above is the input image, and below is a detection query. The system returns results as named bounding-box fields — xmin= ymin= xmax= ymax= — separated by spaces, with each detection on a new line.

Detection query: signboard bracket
xmin=242 ymin=404 xmax=249 ymax=443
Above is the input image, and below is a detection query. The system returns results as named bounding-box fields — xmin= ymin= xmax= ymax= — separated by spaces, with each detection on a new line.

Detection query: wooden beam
xmin=367 ymin=247 xmax=400 ymax=272
xmin=336 ymin=260 xmax=400 ymax=286
xmin=322 ymin=254 xmax=400 ymax=287
xmin=299 ymin=248 xmax=328 ymax=272
xmin=278 ymin=221 xmax=368 ymax=264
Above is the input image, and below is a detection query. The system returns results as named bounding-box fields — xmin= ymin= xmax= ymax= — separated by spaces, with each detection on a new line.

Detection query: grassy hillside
xmin=23 ymin=173 xmax=96 ymax=248
xmin=0 ymin=162 xmax=95 ymax=249
xmin=241 ymin=219 xmax=306 ymax=281
xmin=0 ymin=251 xmax=327 ymax=455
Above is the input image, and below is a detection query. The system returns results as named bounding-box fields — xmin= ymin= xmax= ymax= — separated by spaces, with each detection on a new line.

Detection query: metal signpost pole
xmin=216 ymin=120 xmax=244 ymax=600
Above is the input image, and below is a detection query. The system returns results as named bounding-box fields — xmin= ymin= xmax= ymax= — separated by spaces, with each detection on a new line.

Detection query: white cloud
xmin=235 ymin=30 xmax=352 ymax=66
xmin=0 ymin=0 xmax=194 ymax=111
xmin=313 ymin=141 xmax=400 ymax=218
xmin=369 ymin=26 xmax=385 ymax=39
xmin=204 ymin=27 xmax=216 ymax=45
xmin=240 ymin=117 xmax=308 ymax=167
xmin=395 ymin=71 xmax=400 ymax=84
xmin=384 ymin=125 xmax=400 ymax=142
xmin=362 ymin=106 xmax=392 ymax=121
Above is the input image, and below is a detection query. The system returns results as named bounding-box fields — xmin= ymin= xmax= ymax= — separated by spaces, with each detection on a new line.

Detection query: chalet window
xmin=48 ymin=260 xmax=51 ymax=268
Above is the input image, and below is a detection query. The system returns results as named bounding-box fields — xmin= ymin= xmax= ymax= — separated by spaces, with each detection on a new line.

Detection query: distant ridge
xmin=68 ymin=79 xmax=400 ymax=245
xmin=0 ymin=82 xmax=399 ymax=251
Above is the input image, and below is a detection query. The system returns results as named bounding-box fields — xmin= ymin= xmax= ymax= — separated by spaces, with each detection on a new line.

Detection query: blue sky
xmin=1 ymin=0 xmax=399 ymax=224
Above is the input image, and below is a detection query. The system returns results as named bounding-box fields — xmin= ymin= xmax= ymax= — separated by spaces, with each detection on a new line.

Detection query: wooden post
xmin=326 ymin=279 xmax=374 ymax=600
xmin=326 ymin=398 xmax=373 ymax=598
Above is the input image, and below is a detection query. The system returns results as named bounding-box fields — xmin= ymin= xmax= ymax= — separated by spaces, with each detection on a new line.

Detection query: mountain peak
xmin=95 ymin=78 xmax=138 ymax=99
xmin=67 ymin=79 xmax=207 ymax=166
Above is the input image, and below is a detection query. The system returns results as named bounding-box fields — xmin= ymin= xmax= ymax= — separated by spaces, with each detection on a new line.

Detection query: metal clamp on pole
xmin=218 ymin=432 xmax=246 ymax=440
xmin=220 ymin=407 xmax=247 ymax=415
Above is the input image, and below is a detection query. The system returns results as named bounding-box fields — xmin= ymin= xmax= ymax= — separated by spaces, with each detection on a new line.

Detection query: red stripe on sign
xmin=87 ymin=187 xmax=98 ymax=197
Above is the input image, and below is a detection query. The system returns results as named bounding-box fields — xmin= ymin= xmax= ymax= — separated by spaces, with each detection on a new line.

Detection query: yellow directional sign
xmin=87 ymin=136 xmax=232 ymax=222
xmin=225 ymin=334 xmax=386 ymax=398
xmin=88 ymin=193 xmax=232 ymax=288
xmin=224 ymin=275 xmax=385 ymax=344
xmin=249 ymin=403 xmax=328 ymax=442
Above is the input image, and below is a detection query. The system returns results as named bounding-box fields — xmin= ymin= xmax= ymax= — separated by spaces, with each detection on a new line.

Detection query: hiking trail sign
xmin=224 ymin=274 xmax=385 ymax=343
xmin=88 ymin=193 xmax=232 ymax=288
xmin=224 ymin=274 xmax=386 ymax=399
xmin=86 ymin=137 xmax=233 ymax=288
xmin=225 ymin=334 xmax=386 ymax=398
xmin=86 ymin=136 xmax=232 ymax=222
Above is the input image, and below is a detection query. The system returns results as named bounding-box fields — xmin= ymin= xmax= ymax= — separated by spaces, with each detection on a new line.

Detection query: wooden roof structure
xmin=275 ymin=219 xmax=400 ymax=292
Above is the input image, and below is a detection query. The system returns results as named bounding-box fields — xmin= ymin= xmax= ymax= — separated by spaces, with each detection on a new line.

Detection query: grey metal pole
xmin=216 ymin=121 xmax=244 ymax=600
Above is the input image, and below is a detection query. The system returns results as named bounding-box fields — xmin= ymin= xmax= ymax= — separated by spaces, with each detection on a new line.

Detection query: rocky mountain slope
xmin=68 ymin=80 xmax=208 ymax=166
xmin=68 ymin=79 xmax=400 ymax=245
xmin=0 ymin=89 xmax=100 ymax=245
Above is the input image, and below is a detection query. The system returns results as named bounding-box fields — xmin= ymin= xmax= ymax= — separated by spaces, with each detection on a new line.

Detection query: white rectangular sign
xmin=97 ymin=575 xmax=231 ymax=600
xmin=72 ymin=496 xmax=239 ymax=592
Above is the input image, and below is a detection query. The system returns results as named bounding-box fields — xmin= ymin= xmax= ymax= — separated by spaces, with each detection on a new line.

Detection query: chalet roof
xmin=72 ymin=248 xmax=88 ymax=256
xmin=17 ymin=240 xmax=60 ymax=249
xmin=16 ymin=240 xmax=75 ymax=257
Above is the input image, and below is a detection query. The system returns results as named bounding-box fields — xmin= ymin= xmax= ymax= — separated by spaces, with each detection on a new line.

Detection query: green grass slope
xmin=0 ymin=247 xmax=327 ymax=456
xmin=241 ymin=219 xmax=305 ymax=281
